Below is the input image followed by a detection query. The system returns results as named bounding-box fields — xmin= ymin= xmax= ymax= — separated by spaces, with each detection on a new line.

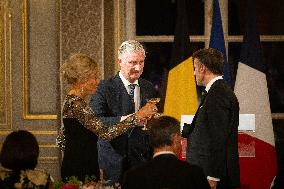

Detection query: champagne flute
xmin=147 ymin=98 xmax=160 ymax=104
xmin=142 ymin=98 xmax=161 ymax=130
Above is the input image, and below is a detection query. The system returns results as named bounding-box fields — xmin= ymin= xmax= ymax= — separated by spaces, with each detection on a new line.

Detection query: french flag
xmin=234 ymin=0 xmax=277 ymax=188
xmin=209 ymin=0 xmax=231 ymax=86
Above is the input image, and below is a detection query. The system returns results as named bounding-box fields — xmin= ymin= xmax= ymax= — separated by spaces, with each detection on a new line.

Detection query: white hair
xmin=118 ymin=40 xmax=146 ymax=59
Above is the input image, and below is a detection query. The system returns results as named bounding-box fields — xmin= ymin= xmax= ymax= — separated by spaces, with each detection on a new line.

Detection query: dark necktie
xmin=129 ymin=84 xmax=136 ymax=102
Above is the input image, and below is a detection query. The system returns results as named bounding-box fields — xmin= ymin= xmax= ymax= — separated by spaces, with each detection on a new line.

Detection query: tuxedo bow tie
xmin=200 ymin=90 xmax=207 ymax=105
xmin=201 ymin=90 xmax=207 ymax=97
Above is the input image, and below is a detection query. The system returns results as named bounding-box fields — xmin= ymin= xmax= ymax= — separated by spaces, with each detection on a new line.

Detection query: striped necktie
xmin=129 ymin=84 xmax=136 ymax=102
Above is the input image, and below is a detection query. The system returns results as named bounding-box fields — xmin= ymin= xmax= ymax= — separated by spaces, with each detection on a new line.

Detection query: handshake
xmin=134 ymin=98 xmax=160 ymax=127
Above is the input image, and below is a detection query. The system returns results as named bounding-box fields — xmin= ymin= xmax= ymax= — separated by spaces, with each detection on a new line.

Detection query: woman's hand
xmin=135 ymin=102 xmax=158 ymax=121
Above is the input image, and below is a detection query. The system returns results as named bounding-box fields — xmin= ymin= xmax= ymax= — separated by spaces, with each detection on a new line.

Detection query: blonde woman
xmin=59 ymin=53 xmax=156 ymax=181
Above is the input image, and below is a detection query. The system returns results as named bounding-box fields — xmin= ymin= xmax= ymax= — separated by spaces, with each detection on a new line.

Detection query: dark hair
xmin=148 ymin=116 xmax=180 ymax=148
xmin=0 ymin=130 xmax=39 ymax=170
xmin=192 ymin=48 xmax=224 ymax=75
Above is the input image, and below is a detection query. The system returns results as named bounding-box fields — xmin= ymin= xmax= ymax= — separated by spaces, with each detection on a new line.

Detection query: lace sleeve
xmin=56 ymin=126 xmax=65 ymax=151
xmin=65 ymin=97 xmax=135 ymax=141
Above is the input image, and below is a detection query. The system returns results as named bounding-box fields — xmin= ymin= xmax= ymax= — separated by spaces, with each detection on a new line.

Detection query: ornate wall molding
xmin=22 ymin=0 xmax=58 ymax=120
xmin=0 ymin=0 xmax=12 ymax=130
xmin=0 ymin=130 xmax=58 ymax=135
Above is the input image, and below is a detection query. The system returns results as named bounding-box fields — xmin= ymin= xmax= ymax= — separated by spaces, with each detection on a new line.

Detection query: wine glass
xmin=147 ymin=98 xmax=160 ymax=104
xmin=142 ymin=98 xmax=161 ymax=130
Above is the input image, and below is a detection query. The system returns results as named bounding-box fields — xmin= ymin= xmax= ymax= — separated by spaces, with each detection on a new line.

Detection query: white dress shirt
xmin=153 ymin=151 xmax=176 ymax=158
xmin=205 ymin=75 xmax=223 ymax=93
xmin=119 ymin=71 xmax=141 ymax=121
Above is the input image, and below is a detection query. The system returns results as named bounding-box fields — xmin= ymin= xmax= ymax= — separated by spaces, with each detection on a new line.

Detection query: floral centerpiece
xmin=54 ymin=176 xmax=121 ymax=189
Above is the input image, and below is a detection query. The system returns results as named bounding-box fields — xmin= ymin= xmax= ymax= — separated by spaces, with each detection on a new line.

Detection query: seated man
xmin=122 ymin=116 xmax=210 ymax=189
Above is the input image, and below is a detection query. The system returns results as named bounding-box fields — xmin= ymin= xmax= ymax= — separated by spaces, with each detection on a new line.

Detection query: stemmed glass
xmin=142 ymin=98 xmax=161 ymax=130
xmin=147 ymin=98 xmax=160 ymax=104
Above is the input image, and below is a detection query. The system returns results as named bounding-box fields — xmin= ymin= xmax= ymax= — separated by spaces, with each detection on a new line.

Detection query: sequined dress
xmin=0 ymin=169 xmax=52 ymax=189
xmin=60 ymin=95 xmax=135 ymax=181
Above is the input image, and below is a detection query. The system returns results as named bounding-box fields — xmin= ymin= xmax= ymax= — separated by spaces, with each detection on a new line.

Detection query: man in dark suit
xmin=90 ymin=40 xmax=159 ymax=184
xmin=182 ymin=48 xmax=240 ymax=189
xmin=122 ymin=116 xmax=210 ymax=189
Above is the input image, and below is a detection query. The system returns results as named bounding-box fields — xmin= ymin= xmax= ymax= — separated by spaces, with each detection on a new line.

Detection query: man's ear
xmin=172 ymin=133 xmax=181 ymax=149
xmin=200 ymin=64 xmax=206 ymax=73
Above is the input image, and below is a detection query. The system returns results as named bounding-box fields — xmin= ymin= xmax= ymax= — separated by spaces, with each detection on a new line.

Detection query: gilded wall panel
xmin=22 ymin=0 xmax=59 ymax=119
xmin=0 ymin=0 xmax=12 ymax=129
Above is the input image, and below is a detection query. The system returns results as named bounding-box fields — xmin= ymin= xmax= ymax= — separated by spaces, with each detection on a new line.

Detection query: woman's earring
xmin=80 ymin=87 xmax=84 ymax=94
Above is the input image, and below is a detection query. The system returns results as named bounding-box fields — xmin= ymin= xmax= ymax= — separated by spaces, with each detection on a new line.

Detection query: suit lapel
xmin=191 ymin=79 xmax=223 ymax=127
xmin=138 ymin=79 xmax=147 ymax=106
xmin=191 ymin=92 xmax=207 ymax=127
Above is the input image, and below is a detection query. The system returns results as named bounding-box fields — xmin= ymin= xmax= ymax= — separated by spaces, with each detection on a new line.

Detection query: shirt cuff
xmin=207 ymin=176 xmax=220 ymax=181
xmin=120 ymin=114 xmax=133 ymax=122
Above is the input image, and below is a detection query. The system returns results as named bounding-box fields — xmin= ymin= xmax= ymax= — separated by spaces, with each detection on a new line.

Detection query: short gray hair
xmin=118 ymin=40 xmax=146 ymax=59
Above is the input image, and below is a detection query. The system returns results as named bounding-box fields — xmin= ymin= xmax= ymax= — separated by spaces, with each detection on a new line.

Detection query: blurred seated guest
xmin=122 ymin=116 xmax=210 ymax=189
xmin=58 ymin=53 xmax=155 ymax=181
xmin=0 ymin=130 xmax=54 ymax=189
